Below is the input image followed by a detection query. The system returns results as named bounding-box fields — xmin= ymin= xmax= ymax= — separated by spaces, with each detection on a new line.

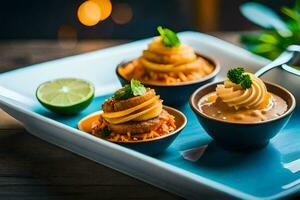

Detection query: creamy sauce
xmin=199 ymin=92 xmax=287 ymax=123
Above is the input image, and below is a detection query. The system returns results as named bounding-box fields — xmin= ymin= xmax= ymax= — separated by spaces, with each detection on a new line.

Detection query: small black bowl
xmin=116 ymin=106 xmax=187 ymax=155
xmin=78 ymin=106 xmax=187 ymax=155
xmin=189 ymin=81 xmax=296 ymax=151
xmin=116 ymin=54 xmax=220 ymax=106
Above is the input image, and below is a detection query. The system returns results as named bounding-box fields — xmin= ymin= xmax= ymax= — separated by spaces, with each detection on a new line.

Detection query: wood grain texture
xmin=0 ymin=131 xmax=182 ymax=200
xmin=0 ymin=33 xmax=246 ymax=200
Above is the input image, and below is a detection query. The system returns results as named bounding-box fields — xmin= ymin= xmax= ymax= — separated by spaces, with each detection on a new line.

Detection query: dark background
xmin=0 ymin=0 xmax=294 ymax=40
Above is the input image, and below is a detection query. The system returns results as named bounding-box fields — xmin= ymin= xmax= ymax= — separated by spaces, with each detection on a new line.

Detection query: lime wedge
xmin=36 ymin=78 xmax=94 ymax=115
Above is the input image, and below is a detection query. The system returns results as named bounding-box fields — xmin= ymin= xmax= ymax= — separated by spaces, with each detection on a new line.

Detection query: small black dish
xmin=189 ymin=81 xmax=296 ymax=151
xmin=116 ymin=54 xmax=220 ymax=106
xmin=78 ymin=106 xmax=187 ymax=155
xmin=116 ymin=106 xmax=187 ymax=155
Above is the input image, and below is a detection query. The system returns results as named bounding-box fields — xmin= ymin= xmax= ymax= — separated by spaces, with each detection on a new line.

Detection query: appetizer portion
xmin=36 ymin=78 xmax=94 ymax=115
xmin=87 ymin=80 xmax=176 ymax=142
xmin=199 ymin=67 xmax=288 ymax=123
xmin=118 ymin=26 xmax=215 ymax=84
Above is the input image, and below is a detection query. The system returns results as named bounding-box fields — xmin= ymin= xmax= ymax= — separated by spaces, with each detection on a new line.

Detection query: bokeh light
xmin=111 ymin=3 xmax=133 ymax=25
xmin=77 ymin=1 xmax=102 ymax=26
xmin=91 ymin=0 xmax=112 ymax=21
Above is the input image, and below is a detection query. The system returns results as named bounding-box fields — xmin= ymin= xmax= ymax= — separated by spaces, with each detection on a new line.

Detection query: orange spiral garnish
xmin=118 ymin=37 xmax=214 ymax=84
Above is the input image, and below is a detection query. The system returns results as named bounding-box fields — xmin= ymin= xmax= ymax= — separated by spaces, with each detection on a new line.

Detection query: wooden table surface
xmin=0 ymin=33 xmax=239 ymax=200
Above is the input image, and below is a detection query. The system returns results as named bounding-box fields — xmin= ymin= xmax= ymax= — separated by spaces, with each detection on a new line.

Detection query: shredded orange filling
xmin=91 ymin=113 xmax=176 ymax=142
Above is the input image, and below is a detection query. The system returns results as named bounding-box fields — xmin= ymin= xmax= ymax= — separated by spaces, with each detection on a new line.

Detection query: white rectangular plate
xmin=0 ymin=32 xmax=299 ymax=200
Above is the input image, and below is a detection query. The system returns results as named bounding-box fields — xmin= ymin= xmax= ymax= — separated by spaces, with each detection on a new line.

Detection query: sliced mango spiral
xmin=141 ymin=37 xmax=207 ymax=72
xmin=216 ymin=73 xmax=270 ymax=110
xmin=102 ymin=95 xmax=163 ymax=124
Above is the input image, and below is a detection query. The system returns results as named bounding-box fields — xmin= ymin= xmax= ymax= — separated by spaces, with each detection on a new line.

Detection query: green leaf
xmin=295 ymin=0 xmax=300 ymax=12
xmin=157 ymin=26 xmax=181 ymax=47
xmin=240 ymin=2 xmax=291 ymax=37
xmin=258 ymin=34 xmax=279 ymax=44
xmin=240 ymin=1 xmax=300 ymax=60
xmin=240 ymin=33 xmax=262 ymax=44
xmin=113 ymin=84 xmax=133 ymax=100
xmin=281 ymin=7 xmax=300 ymax=22
xmin=130 ymin=79 xmax=146 ymax=96
xmin=113 ymin=79 xmax=146 ymax=100
xmin=249 ymin=43 xmax=278 ymax=53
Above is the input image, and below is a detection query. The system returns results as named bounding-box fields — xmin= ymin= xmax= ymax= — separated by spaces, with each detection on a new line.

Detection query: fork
xmin=255 ymin=45 xmax=300 ymax=77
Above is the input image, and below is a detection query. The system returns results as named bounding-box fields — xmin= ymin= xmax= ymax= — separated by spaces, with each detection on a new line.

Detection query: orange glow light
xmin=91 ymin=0 xmax=112 ymax=21
xmin=77 ymin=1 xmax=102 ymax=26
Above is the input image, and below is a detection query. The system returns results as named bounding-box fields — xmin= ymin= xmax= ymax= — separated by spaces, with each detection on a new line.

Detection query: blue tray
xmin=0 ymin=32 xmax=299 ymax=199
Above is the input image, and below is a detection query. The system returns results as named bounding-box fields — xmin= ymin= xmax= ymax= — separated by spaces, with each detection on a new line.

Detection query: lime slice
xmin=36 ymin=78 xmax=94 ymax=115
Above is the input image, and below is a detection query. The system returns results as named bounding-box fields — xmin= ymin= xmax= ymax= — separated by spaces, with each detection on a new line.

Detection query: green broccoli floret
xmin=227 ymin=67 xmax=244 ymax=84
xmin=227 ymin=67 xmax=252 ymax=89
xmin=240 ymin=74 xmax=252 ymax=89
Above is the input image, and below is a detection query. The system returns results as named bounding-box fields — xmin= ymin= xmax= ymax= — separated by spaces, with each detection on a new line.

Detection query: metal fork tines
xmin=255 ymin=44 xmax=300 ymax=77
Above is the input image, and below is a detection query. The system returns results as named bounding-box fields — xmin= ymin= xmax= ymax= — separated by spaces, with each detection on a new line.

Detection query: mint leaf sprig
xmin=113 ymin=84 xmax=132 ymax=100
xmin=113 ymin=79 xmax=146 ymax=100
xmin=227 ymin=67 xmax=252 ymax=89
xmin=130 ymin=79 xmax=146 ymax=96
xmin=157 ymin=26 xmax=181 ymax=48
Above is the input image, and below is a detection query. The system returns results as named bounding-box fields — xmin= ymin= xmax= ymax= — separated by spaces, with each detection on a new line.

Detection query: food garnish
xmin=240 ymin=74 xmax=252 ymax=89
xmin=157 ymin=26 xmax=181 ymax=48
xmin=227 ymin=67 xmax=252 ymax=89
xmin=36 ymin=78 xmax=94 ymax=115
xmin=113 ymin=79 xmax=146 ymax=100
xmin=131 ymin=79 xmax=146 ymax=96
